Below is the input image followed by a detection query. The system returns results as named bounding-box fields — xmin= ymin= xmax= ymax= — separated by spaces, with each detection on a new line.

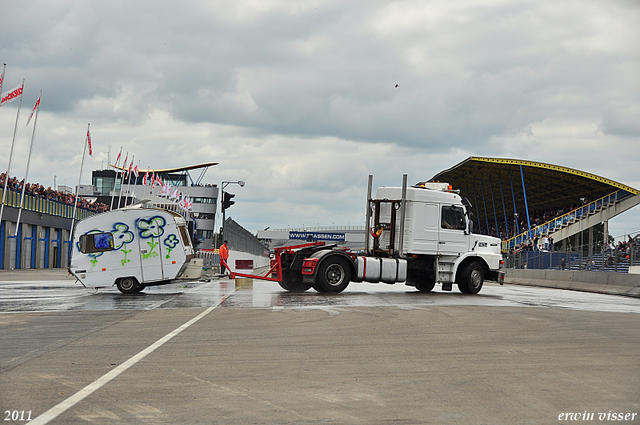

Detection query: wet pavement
xmin=1 ymin=270 xmax=640 ymax=314
xmin=1 ymin=270 xmax=640 ymax=424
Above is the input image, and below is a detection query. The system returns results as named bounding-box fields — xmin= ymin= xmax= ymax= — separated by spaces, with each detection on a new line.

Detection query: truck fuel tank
xmin=356 ymin=257 xmax=407 ymax=284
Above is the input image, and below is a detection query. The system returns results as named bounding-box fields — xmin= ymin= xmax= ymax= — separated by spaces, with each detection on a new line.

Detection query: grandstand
xmin=428 ymin=157 xmax=640 ymax=268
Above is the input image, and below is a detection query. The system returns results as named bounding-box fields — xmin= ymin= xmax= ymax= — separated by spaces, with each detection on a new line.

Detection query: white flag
xmin=1 ymin=84 xmax=23 ymax=106
xmin=26 ymin=95 xmax=41 ymax=126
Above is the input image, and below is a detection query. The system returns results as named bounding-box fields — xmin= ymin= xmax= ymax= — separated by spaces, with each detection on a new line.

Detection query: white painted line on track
xmin=29 ymin=294 xmax=230 ymax=425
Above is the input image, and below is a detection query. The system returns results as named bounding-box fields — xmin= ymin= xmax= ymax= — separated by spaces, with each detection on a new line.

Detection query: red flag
xmin=26 ymin=95 xmax=41 ymax=126
xmin=1 ymin=84 xmax=23 ymax=106
xmin=0 ymin=68 xmax=4 ymax=92
xmin=127 ymin=160 xmax=133 ymax=177
xmin=133 ymin=164 xmax=139 ymax=177
xmin=87 ymin=128 xmax=92 ymax=156
xmin=143 ymin=171 xmax=148 ymax=185
xmin=115 ymin=148 xmax=122 ymax=167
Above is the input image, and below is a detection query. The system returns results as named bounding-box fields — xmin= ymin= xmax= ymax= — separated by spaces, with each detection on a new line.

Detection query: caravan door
xmin=136 ymin=214 xmax=166 ymax=282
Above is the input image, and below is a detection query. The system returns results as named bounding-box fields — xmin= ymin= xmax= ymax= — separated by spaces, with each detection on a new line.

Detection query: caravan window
xmin=79 ymin=232 xmax=115 ymax=254
xmin=441 ymin=206 xmax=466 ymax=230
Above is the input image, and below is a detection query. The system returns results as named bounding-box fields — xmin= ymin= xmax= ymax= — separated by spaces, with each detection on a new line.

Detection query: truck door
xmin=406 ymin=202 xmax=439 ymax=253
xmin=438 ymin=205 xmax=469 ymax=255
xmin=136 ymin=215 xmax=166 ymax=282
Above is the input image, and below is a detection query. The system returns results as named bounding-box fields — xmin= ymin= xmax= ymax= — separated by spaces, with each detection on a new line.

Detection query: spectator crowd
xmin=484 ymin=203 xmax=582 ymax=241
xmin=604 ymin=235 xmax=639 ymax=266
xmin=0 ymin=172 xmax=109 ymax=213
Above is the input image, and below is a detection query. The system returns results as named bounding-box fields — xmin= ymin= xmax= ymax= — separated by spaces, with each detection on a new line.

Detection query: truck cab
xmin=371 ymin=181 xmax=502 ymax=293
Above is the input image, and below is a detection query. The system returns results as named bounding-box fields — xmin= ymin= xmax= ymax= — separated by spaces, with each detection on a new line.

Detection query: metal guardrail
xmin=0 ymin=188 xmax=97 ymax=221
xmin=503 ymin=235 xmax=639 ymax=273
xmin=502 ymin=190 xmax=631 ymax=252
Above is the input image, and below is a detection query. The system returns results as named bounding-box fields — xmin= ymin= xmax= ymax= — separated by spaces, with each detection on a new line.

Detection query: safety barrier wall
xmin=503 ymin=268 xmax=640 ymax=298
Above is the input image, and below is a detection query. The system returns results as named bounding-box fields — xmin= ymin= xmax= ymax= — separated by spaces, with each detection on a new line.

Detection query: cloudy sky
xmin=1 ymin=0 xmax=639 ymax=239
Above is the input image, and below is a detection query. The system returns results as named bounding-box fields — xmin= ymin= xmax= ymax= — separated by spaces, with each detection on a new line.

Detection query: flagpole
xmin=109 ymin=147 xmax=122 ymax=210
xmin=16 ymin=89 xmax=42 ymax=231
xmin=69 ymin=123 xmax=89 ymax=243
xmin=125 ymin=155 xmax=135 ymax=205
xmin=117 ymin=152 xmax=127 ymax=210
xmin=145 ymin=166 xmax=150 ymax=198
xmin=0 ymin=64 xmax=6 ymax=101
xmin=0 ymin=79 xmax=25 ymax=226
xmin=132 ymin=160 xmax=140 ymax=198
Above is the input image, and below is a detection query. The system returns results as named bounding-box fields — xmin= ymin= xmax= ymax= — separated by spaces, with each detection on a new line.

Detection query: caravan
xmin=68 ymin=206 xmax=202 ymax=293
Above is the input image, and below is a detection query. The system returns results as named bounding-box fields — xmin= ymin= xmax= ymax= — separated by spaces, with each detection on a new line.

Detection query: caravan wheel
xmin=117 ymin=277 xmax=140 ymax=294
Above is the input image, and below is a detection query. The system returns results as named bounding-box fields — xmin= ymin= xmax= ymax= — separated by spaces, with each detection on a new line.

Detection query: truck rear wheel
xmin=278 ymin=270 xmax=312 ymax=292
xmin=116 ymin=277 xmax=141 ymax=294
xmin=312 ymin=282 xmax=327 ymax=293
xmin=457 ymin=262 xmax=484 ymax=294
xmin=317 ymin=257 xmax=350 ymax=293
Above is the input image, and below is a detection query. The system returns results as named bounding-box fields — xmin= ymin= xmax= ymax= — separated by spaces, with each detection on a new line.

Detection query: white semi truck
xmin=232 ymin=175 xmax=503 ymax=294
xmin=68 ymin=206 xmax=202 ymax=294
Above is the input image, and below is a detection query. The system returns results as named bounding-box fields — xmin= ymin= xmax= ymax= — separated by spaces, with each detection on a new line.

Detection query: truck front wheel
xmin=457 ymin=262 xmax=484 ymax=294
xmin=317 ymin=257 xmax=351 ymax=293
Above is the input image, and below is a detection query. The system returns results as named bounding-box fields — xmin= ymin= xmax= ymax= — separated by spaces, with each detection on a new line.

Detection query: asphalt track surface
xmin=1 ymin=269 xmax=639 ymax=424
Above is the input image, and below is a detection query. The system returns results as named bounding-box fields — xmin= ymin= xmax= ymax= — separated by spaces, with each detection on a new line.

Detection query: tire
xmin=312 ymin=281 xmax=327 ymax=293
xmin=407 ymin=270 xmax=435 ymax=292
xmin=116 ymin=277 xmax=140 ymax=294
xmin=415 ymin=275 xmax=436 ymax=293
xmin=457 ymin=262 xmax=484 ymax=294
xmin=278 ymin=270 xmax=312 ymax=292
xmin=317 ymin=257 xmax=351 ymax=293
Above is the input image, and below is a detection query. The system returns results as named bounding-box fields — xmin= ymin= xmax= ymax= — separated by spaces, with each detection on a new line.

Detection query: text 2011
xmin=4 ymin=411 xmax=32 ymax=421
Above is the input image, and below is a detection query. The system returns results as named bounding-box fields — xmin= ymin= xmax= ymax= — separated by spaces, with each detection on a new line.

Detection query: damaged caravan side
xmin=68 ymin=206 xmax=202 ymax=293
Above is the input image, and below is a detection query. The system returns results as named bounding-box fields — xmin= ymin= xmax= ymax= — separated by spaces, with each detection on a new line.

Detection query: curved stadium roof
xmin=426 ymin=157 xmax=639 ymax=236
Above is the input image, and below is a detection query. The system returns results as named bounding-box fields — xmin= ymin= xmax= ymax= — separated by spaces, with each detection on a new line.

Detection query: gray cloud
xmin=1 ymin=0 xmax=639 ymax=235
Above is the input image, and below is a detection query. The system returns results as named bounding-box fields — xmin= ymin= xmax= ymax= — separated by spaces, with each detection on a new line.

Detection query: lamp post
xmin=215 ymin=180 xmax=245 ymax=248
